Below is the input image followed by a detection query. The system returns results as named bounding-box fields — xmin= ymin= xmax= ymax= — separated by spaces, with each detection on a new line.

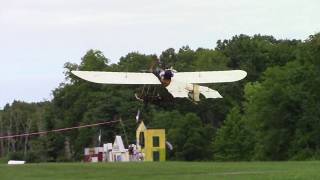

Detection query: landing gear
xmin=135 ymin=85 xmax=161 ymax=105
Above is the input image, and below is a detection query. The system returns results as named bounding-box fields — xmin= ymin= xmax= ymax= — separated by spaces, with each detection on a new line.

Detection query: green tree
xmin=242 ymin=43 xmax=320 ymax=160
xmin=157 ymin=112 xmax=214 ymax=161
xmin=213 ymin=107 xmax=254 ymax=161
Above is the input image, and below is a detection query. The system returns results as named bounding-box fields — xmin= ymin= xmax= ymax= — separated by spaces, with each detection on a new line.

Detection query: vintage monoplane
xmin=71 ymin=67 xmax=247 ymax=103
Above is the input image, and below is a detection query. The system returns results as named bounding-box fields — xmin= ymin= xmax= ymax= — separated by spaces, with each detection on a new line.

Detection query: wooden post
xmin=119 ymin=118 xmax=129 ymax=147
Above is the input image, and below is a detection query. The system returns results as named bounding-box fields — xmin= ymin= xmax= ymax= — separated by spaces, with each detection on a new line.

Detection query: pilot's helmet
xmin=164 ymin=70 xmax=174 ymax=79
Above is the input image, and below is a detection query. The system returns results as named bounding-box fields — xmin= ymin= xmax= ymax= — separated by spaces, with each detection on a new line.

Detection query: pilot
xmin=159 ymin=69 xmax=173 ymax=80
xmin=163 ymin=69 xmax=174 ymax=80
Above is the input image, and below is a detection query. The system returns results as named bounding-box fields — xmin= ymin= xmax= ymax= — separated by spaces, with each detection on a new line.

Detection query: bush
xmin=7 ymin=152 xmax=24 ymax=161
xmin=25 ymin=152 xmax=42 ymax=163
xmin=0 ymin=157 xmax=8 ymax=164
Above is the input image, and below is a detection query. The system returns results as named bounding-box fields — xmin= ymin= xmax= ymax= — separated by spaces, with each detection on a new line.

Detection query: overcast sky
xmin=0 ymin=0 xmax=319 ymax=109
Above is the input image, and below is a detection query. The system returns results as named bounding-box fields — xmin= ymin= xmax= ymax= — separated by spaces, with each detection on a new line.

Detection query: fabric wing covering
xmin=71 ymin=71 xmax=161 ymax=85
xmin=173 ymin=70 xmax=247 ymax=84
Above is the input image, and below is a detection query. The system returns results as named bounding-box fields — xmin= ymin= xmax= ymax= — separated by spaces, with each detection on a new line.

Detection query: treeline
xmin=0 ymin=33 xmax=319 ymax=162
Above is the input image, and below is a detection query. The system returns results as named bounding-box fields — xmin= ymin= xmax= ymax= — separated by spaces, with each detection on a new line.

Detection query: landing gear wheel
xmin=135 ymin=93 xmax=144 ymax=102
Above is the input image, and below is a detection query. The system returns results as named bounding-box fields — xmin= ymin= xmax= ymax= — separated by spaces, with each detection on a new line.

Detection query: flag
xmin=166 ymin=141 xmax=173 ymax=150
xmin=135 ymin=109 xmax=140 ymax=122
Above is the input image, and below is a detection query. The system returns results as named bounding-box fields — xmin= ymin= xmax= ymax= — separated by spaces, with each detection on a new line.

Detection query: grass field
xmin=1 ymin=161 xmax=320 ymax=180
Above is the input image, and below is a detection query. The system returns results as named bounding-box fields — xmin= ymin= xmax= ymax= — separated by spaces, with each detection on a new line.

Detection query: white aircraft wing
xmin=71 ymin=71 xmax=161 ymax=85
xmin=165 ymin=80 xmax=189 ymax=98
xmin=173 ymin=70 xmax=247 ymax=84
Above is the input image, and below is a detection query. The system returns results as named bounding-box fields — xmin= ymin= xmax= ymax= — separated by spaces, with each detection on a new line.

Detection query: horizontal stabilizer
xmin=199 ymin=86 xmax=222 ymax=99
xmin=165 ymin=80 xmax=189 ymax=98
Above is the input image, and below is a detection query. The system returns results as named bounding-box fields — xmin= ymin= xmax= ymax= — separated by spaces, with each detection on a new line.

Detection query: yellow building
xmin=136 ymin=121 xmax=166 ymax=161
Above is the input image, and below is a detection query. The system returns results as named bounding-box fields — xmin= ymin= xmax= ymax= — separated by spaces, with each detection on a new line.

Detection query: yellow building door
xmin=153 ymin=151 xmax=160 ymax=161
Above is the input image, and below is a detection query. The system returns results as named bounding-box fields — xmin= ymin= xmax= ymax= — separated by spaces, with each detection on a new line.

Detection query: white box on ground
xmin=8 ymin=160 xmax=26 ymax=165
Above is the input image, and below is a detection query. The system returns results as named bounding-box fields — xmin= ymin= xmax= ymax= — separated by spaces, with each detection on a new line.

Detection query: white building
xmin=109 ymin=135 xmax=129 ymax=162
xmin=84 ymin=135 xmax=129 ymax=162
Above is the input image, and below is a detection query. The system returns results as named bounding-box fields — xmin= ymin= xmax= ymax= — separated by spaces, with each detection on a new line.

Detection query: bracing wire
xmin=0 ymin=119 xmax=121 ymax=139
